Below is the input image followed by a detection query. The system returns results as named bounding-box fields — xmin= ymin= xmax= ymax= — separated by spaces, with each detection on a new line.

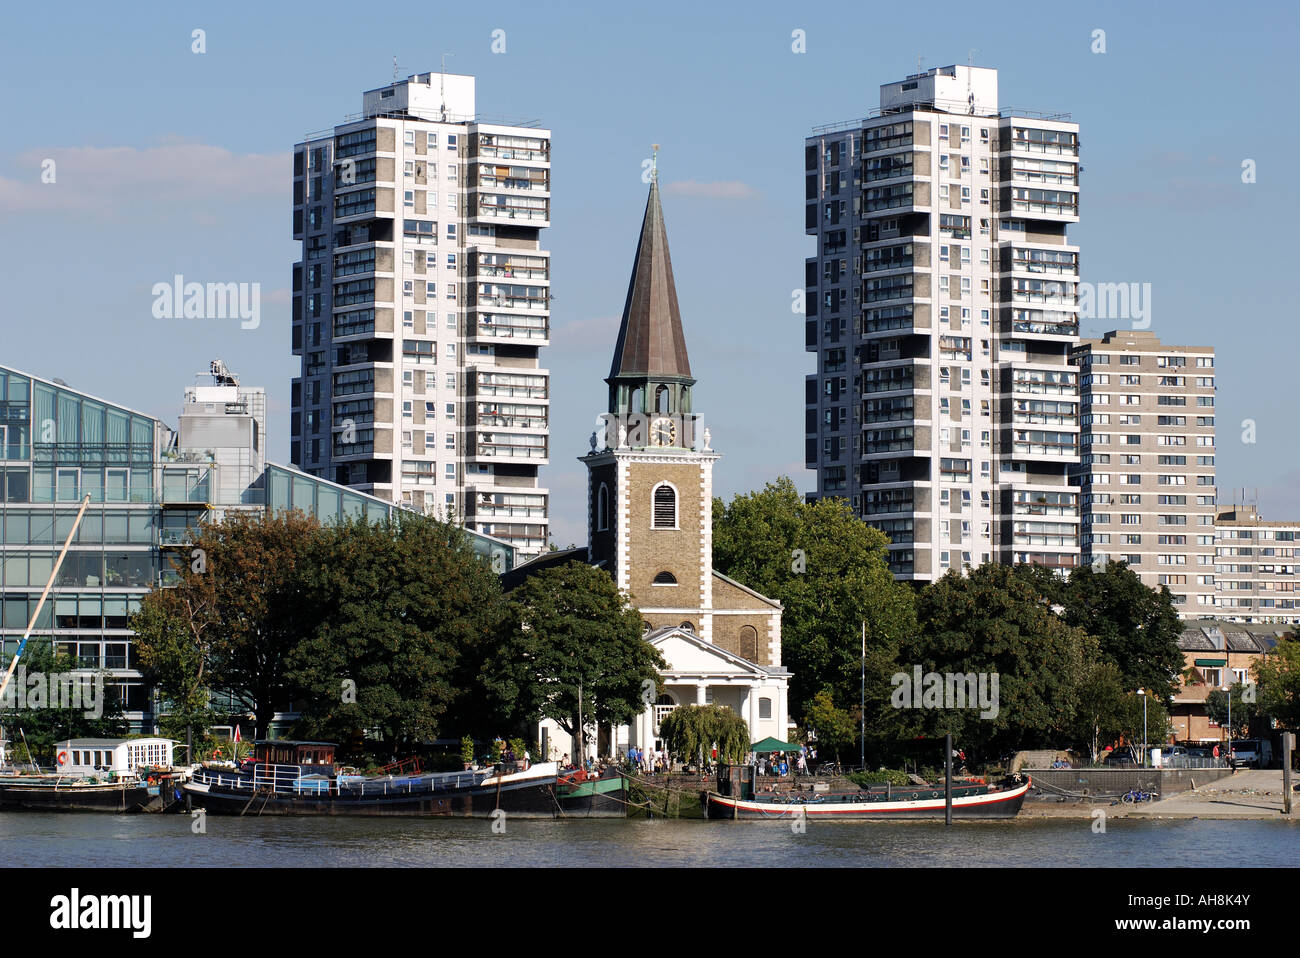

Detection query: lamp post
xmin=1222 ymin=682 xmax=1232 ymax=766
xmin=1136 ymin=688 xmax=1147 ymax=767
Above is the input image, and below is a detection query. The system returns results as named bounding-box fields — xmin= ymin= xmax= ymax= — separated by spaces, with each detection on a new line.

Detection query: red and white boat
xmin=707 ymin=774 xmax=1031 ymax=820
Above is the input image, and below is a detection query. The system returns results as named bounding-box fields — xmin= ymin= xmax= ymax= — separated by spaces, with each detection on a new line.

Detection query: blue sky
xmin=1 ymin=0 xmax=1296 ymax=547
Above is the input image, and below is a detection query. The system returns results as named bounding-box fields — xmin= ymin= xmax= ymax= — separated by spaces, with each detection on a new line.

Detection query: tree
xmin=133 ymin=510 xmax=325 ymax=739
xmin=802 ymin=689 xmax=856 ymax=764
xmin=658 ymin=704 xmax=750 ymax=767
xmin=1255 ymin=633 xmax=1300 ymax=731
xmin=288 ymin=514 xmax=506 ymax=761
xmin=712 ymin=477 xmax=916 ymax=730
xmin=1068 ymin=661 xmax=1130 ymax=763
xmin=1052 ymin=560 xmax=1184 ymax=700
xmin=904 ymin=563 xmax=1098 ymax=763
xmin=132 ymin=573 xmax=219 ymax=751
xmin=483 ymin=561 xmax=664 ymax=750
xmin=1206 ymin=686 xmax=1261 ymax=739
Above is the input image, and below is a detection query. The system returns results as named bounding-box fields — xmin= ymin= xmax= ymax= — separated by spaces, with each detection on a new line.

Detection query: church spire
xmin=607 ymin=152 xmax=694 ymax=414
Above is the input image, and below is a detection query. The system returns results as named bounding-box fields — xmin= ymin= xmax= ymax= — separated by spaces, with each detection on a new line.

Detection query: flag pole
xmin=860 ymin=620 xmax=866 ymax=772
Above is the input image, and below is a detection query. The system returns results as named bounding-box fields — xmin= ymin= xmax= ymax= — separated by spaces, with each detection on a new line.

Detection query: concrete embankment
xmin=1022 ymin=769 xmax=1296 ymax=820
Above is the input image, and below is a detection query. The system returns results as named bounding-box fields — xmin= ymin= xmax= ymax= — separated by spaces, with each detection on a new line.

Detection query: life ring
xmin=57 ymin=751 xmax=68 ymax=766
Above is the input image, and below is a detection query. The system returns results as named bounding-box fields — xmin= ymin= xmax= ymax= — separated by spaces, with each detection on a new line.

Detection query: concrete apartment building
xmin=1071 ymin=331 xmax=1217 ymax=615
xmin=292 ymin=72 xmax=552 ymax=557
xmin=804 ymin=65 xmax=1081 ymax=581
xmin=1214 ymin=504 xmax=1300 ymax=624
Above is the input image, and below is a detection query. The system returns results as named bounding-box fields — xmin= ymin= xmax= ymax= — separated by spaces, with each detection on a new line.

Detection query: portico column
xmin=696 ymin=682 xmax=707 ymax=706
xmin=748 ymin=684 xmax=759 ymax=737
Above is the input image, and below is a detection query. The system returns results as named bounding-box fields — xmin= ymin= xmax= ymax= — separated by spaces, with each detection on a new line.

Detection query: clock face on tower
xmin=651 ymin=416 xmax=676 ymax=447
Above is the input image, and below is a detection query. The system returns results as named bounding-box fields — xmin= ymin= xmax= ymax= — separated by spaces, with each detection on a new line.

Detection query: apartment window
xmin=447 ymin=313 xmax=457 ymax=330
xmin=427 ymin=133 xmax=437 ymax=149
xmin=446 ymin=135 xmax=458 ymax=150
xmin=445 ymin=403 xmax=456 ymax=420
xmin=404 ymin=131 xmax=415 ymax=146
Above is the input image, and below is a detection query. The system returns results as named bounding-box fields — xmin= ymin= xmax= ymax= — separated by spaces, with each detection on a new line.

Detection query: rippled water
xmin=2 ymin=812 xmax=1298 ymax=867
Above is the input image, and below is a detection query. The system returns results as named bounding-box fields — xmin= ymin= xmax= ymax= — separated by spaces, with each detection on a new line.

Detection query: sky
xmin=1 ymin=0 xmax=1296 ymax=548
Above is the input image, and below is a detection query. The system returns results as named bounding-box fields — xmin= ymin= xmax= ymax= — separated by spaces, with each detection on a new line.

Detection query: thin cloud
xmin=0 ymin=143 xmax=287 ymax=218
xmin=664 ymin=179 xmax=760 ymax=200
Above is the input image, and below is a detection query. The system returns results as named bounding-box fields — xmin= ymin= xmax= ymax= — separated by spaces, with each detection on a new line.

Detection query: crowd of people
xmin=620 ymin=745 xmax=671 ymax=775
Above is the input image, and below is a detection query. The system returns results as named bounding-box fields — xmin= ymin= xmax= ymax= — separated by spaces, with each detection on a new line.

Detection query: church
xmin=506 ymin=167 xmax=791 ymax=762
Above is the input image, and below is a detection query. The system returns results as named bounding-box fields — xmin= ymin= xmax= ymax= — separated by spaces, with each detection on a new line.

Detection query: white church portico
xmin=631 ymin=627 xmax=791 ymax=751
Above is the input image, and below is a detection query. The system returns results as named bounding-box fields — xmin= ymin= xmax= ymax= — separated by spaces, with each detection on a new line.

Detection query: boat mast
xmin=0 ymin=495 xmax=92 ymax=706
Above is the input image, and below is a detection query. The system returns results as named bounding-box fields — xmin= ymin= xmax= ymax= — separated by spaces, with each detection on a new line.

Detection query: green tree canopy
xmin=1255 ymin=632 xmax=1300 ymax=731
xmin=903 ymin=563 xmax=1098 ymax=762
xmin=133 ymin=510 xmax=326 ymax=738
xmin=1040 ymin=560 xmax=1184 ymax=700
xmin=711 ymin=477 xmax=916 ymax=727
xmin=287 ymin=514 xmax=506 ymax=760
xmin=657 ymin=704 xmax=750 ymax=766
xmin=482 ymin=561 xmax=664 ymax=746
xmin=801 ymin=689 xmax=856 ymax=764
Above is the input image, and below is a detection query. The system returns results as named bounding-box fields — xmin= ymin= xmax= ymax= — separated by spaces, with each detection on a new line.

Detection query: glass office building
xmin=0 ymin=363 xmax=514 ymax=733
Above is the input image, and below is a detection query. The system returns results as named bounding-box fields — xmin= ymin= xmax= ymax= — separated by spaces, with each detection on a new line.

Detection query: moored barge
xmin=184 ymin=740 xmax=563 ymax=818
xmin=706 ymin=768 xmax=1031 ymax=821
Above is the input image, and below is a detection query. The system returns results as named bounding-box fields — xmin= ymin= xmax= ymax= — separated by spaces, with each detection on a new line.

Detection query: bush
xmin=847 ymin=768 xmax=911 ymax=787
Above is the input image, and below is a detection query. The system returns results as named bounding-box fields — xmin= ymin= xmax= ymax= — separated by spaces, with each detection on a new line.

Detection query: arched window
xmin=655 ymin=384 xmax=670 ymax=413
xmin=739 ymin=625 xmax=759 ymax=661
xmin=652 ymin=571 xmax=677 ymax=585
xmin=679 ymin=621 xmax=694 ymax=633
xmin=652 ymin=483 xmax=677 ymax=529
xmin=642 ymin=621 xmax=653 ymax=635
xmin=596 ymin=483 xmax=609 ymax=532
xmin=629 ymin=386 xmax=644 ymax=413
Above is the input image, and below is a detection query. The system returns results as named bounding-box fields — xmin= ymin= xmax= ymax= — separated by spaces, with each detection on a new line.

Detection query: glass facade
xmin=0 ymin=365 xmax=515 ymax=733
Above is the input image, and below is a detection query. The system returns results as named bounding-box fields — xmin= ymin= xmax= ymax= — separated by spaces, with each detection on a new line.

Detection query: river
xmin=2 ymin=812 xmax=1297 ymax=867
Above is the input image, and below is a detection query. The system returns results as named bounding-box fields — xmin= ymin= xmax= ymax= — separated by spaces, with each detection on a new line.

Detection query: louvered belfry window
xmin=653 ymin=484 xmax=676 ymax=528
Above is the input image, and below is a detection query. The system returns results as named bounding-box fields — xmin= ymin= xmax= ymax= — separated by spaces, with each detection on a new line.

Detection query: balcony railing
xmin=477 ymin=442 xmax=547 ymax=459
xmin=476 ymin=384 xmax=547 ymax=400
xmin=476 ymin=264 xmax=548 ymax=281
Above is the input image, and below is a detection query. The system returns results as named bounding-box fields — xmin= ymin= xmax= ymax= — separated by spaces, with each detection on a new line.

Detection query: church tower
xmin=582 ymin=159 xmax=720 ymax=640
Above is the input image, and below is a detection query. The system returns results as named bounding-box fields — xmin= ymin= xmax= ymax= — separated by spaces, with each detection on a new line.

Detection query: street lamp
xmin=1136 ymin=689 xmax=1147 ymax=767
xmin=1222 ymin=682 xmax=1232 ymax=767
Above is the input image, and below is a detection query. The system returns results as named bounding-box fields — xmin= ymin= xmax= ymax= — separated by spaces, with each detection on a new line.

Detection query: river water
xmin=2 ymin=812 xmax=1297 ymax=867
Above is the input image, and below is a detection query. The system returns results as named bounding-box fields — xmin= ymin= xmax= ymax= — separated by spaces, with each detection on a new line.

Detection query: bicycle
xmin=816 ymin=762 xmax=843 ymax=777
xmin=1119 ymin=787 xmax=1157 ymax=804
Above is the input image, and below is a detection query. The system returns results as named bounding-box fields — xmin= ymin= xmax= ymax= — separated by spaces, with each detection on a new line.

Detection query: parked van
xmin=1229 ymin=739 xmax=1272 ymax=769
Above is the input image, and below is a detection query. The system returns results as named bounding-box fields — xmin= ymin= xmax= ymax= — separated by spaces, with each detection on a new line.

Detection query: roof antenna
xmin=967 ymin=49 xmax=978 ymax=114
xmin=440 ymin=53 xmax=454 ymax=120
xmin=393 ymin=55 xmax=399 ymax=81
